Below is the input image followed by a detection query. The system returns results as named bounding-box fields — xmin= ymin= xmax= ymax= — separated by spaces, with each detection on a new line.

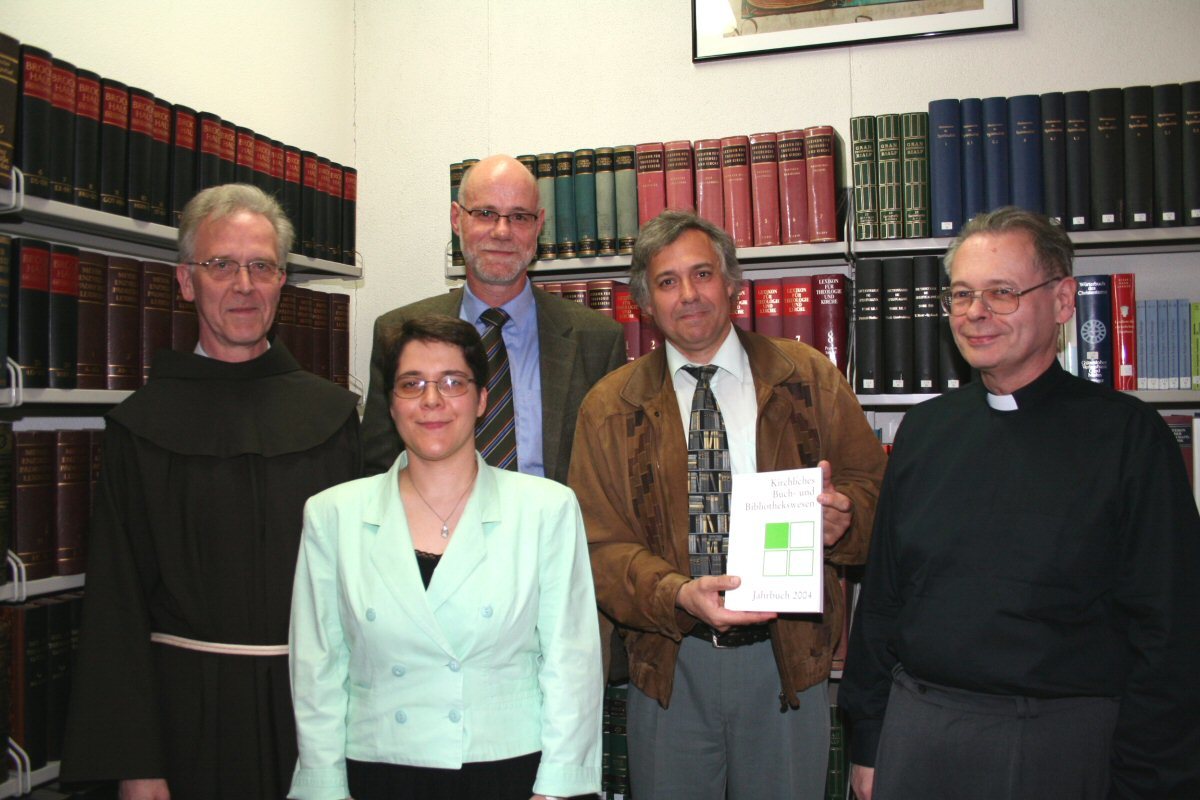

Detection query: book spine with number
xmin=720 ymin=135 xmax=753 ymax=247
xmin=534 ymin=153 xmax=557 ymax=260
xmin=12 ymin=238 xmax=51 ymax=388
xmin=106 ymin=256 xmax=141 ymax=390
xmin=805 ymin=126 xmax=838 ymax=243
xmin=1152 ymin=84 xmax=1183 ymax=227
xmin=850 ymin=116 xmax=879 ymax=241
xmin=913 ymin=255 xmax=940 ymax=393
xmin=342 ymin=167 xmax=357 ymax=265
xmin=17 ymin=45 xmax=53 ymax=198
xmin=48 ymin=244 xmax=78 ymax=389
xmin=48 ymin=58 xmax=76 ymax=203
xmin=664 ymin=140 xmax=695 ymax=213
xmin=614 ymin=284 xmax=640 ymax=362
xmin=72 ymin=68 xmax=101 ymax=208
xmin=76 ymin=250 xmax=107 ymax=388
xmin=928 ymin=100 xmax=962 ymax=237
xmin=900 ymin=112 xmax=930 ymax=238
xmin=1076 ymin=274 xmax=1114 ymax=385
xmin=554 ymin=151 xmax=578 ymax=258
xmin=882 ymin=257 xmax=914 ymax=393
xmin=812 ymin=274 xmax=849 ymax=373
xmin=694 ymin=138 xmax=724 ymax=230
xmin=1064 ymin=90 xmax=1092 ymax=230
xmin=141 ymin=261 xmax=174 ymax=385
xmin=54 ymin=431 xmax=89 ymax=576
xmin=1110 ymin=273 xmax=1137 ymax=390
xmin=574 ymin=149 xmax=598 ymax=257
xmin=875 ymin=114 xmax=902 ymax=239
xmin=1007 ymin=94 xmax=1043 ymax=214
xmin=14 ymin=432 xmax=55 ymax=581
xmin=614 ymin=145 xmax=638 ymax=254
xmin=1089 ymin=88 xmax=1124 ymax=230
xmin=982 ymin=96 xmax=1010 ymax=211
xmin=1041 ymin=92 xmax=1067 ymax=225
xmin=150 ymin=99 xmax=171 ymax=225
xmin=595 ymin=147 xmax=617 ymax=256
xmin=634 ymin=142 xmax=666 ymax=228
xmin=1184 ymin=82 xmax=1200 ymax=226
xmin=854 ymin=258 xmax=883 ymax=394
xmin=960 ymin=98 xmax=985 ymax=224
xmin=781 ymin=275 xmax=814 ymax=347
xmin=938 ymin=260 xmax=970 ymax=390
xmin=1123 ymin=85 xmax=1154 ymax=228
xmin=98 ymin=79 xmax=129 ymax=214
xmin=126 ymin=87 xmax=156 ymax=221
xmin=754 ymin=278 xmax=783 ymax=338
xmin=748 ymin=132 xmax=781 ymax=246
xmin=778 ymin=129 xmax=810 ymax=244
xmin=195 ymin=111 xmax=222 ymax=192
xmin=0 ymin=33 xmax=18 ymax=190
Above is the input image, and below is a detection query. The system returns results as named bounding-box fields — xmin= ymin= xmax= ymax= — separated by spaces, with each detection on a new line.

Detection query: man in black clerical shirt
xmin=840 ymin=206 xmax=1200 ymax=800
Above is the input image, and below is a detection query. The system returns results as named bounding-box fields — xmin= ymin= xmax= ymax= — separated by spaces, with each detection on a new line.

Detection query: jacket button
xmin=366 ymin=608 xmax=377 ymax=622
xmin=481 ymin=605 xmax=493 ymax=618
xmin=448 ymin=710 xmax=461 ymax=723
xmin=392 ymin=665 xmax=406 ymax=677
xmin=448 ymin=659 xmax=461 ymax=672
xmin=394 ymin=710 xmax=407 ymax=724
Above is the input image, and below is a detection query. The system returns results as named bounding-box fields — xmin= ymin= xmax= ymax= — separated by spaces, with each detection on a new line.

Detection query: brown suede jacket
xmin=568 ymin=328 xmax=886 ymax=709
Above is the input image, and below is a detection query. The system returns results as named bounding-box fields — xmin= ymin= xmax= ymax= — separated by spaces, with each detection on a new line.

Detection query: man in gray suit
xmin=361 ymin=154 xmax=626 ymax=482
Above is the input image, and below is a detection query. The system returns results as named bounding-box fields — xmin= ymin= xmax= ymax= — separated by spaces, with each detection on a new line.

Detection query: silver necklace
xmin=406 ymin=466 xmax=477 ymax=539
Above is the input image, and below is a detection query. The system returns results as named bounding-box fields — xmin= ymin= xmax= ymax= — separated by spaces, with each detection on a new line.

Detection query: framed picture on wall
xmin=692 ymin=0 xmax=1018 ymax=62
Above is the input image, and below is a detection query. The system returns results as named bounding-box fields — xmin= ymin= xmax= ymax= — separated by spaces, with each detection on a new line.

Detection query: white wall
xmin=4 ymin=0 xmax=1200 ymax=398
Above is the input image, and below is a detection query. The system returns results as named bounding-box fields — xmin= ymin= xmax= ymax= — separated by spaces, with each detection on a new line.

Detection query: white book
xmin=724 ymin=467 xmax=824 ymax=613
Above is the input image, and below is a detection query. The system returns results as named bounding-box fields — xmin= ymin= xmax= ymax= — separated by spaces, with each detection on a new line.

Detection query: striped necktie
xmin=684 ymin=365 xmax=730 ymax=576
xmin=477 ymin=307 xmax=518 ymax=470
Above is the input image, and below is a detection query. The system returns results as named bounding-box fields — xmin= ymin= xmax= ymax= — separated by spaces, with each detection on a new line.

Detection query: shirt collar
xmin=986 ymin=360 xmax=1067 ymax=411
xmin=666 ymin=326 xmax=746 ymax=383
xmin=461 ymin=278 xmax=536 ymax=334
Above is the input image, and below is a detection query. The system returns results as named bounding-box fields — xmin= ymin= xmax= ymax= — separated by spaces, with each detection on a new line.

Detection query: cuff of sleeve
xmin=533 ymin=762 xmax=602 ymax=798
xmin=658 ymin=572 xmax=692 ymax=638
xmin=288 ymin=766 xmax=349 ymax=800
xmin=848 ymin=718 xmax=883 ymax=768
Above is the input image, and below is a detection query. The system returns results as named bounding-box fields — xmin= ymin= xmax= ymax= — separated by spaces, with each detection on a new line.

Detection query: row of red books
xmin=1 ymin=30 xmax=357 ymax=265
xmin=535 ymin=276 xmax=849 ymax=373
xmin=3 ymin=236 xmax=351 ymax=391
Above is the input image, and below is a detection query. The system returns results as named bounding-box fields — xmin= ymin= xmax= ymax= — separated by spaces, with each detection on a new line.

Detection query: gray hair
xmin=628 ymin=210 xmax=742 ymax=309
xmin=945 ymin=206 xmax=1074 ymax=281
xmin=178 ymin=183 xmax=294 ymax=265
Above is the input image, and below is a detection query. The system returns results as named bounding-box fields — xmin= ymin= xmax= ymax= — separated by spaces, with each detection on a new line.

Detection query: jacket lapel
xmin=535 ymin=291 xmax=577 ymax=479
xmin=424 ymin=456 xmax=495 ymax=614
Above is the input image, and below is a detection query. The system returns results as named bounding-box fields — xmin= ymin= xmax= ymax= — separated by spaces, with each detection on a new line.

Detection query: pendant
xmin=441 ymin=523 xmax=450 ymax=539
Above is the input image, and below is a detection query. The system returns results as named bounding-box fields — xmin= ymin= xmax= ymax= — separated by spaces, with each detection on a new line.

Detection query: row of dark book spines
xmin=4 ymin=33 xmax=356 ymax=265
xmin=8 ymin=426 xmax=104 ymax=583
xmin=602 ymin=684 xmax=631 ymax=798
xmin=852 ymin=256 xmax=973 ymax=395
xmin=2 ymin=591 xmax=85 ymax=771
xmin=3 ymin=238 xmax=352 ymax=390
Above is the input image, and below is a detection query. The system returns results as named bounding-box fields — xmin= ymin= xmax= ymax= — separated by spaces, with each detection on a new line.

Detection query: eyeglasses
xmin=186 ymin=258 xmax=285 ymax=283
xmin=459 ymin=206 xmax=539 ymax=228
xmin=939 ymin=277 xmax=1062 ymax=316
xmin=393 ymin=374 xmax=476 ymax=399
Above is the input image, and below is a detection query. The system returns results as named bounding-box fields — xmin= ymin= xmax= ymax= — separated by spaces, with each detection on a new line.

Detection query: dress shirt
xmin=461 ymin=280 xmax=544 ymax=477
xmin=665 ymin=327 xmax=757 ymax=477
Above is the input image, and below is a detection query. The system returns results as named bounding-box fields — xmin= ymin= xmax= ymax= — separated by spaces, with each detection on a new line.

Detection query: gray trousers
xmin=627 ymin=636 xmax=830 ymax=800
xmin=874 ymin=665 xmax=1119 ymax=800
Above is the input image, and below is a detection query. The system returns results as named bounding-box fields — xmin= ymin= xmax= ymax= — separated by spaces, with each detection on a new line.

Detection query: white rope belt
xmin=150 ymin=632 xmax=289 ymax=656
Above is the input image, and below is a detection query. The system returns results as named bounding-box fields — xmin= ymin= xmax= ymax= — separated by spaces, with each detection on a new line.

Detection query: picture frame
xmin=692 ymin=0 xmax=1018 ymax=62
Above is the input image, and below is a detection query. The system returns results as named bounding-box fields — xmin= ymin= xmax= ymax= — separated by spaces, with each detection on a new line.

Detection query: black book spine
xmin=98 ymin=78 xmax=129 ymax=215
xmin=269 ymin=139 xmax=285 ymax=203
xmin=218 ymin=120 xmax=236 ymax=183
xmin=853 ymin=258 xmax=883 ymax=395
xmin=912 ymin=255 xmax=940 ymax=393
xmin=1064 ymin=90 xmax=1091 ymax=231
xmin=235 ymin=126 xmax=256 ymax=185
xmin=0 ymin=33 xmax=18 ymax=190
xmin=48 ymin=59 xmax=76 ymax=203
xmin=253 ymin=133 xmax=272 ymax=193
xmin=882 ymin=257 xmax=914 ymax=394
xmin=283 ymin=146 xmax=302 ymax=245
xmin=1183 ymin=81 xmax=1200 ymax=226
xmin=342 ymin=166 xmax=357 ymax=265
xmin=937 ymin=259 xmax=970 ymax=391
xmin=1152 ymin=84 xmax=1183 ymax=227
xmin=1122 ymin=85 xmax=1154 ymax=229
xmin=44 ymin=599 xmax=71 ymax=762
xmin=15 ymin=604 xmax=50 ymax=770
xmin=314 ymin=156 xmax=331 ymax=259
xmin=301 ymin=151 xmax=318 ymax=257
xmin=1088 ymin=87 xmax=1124 ymax=230
xmin=150 ymin=99 xmax=171 ymax=225
xmin=1041 ymin=92 xmax=1067 ymax=226
xmin=195 ymin=111 xmax=222 ymax=192
xmin=1076 ymin=274 xmax=1113 ymax=385
xmin=170 ymin=105 xmax=197 ymax=225
xmin=71 ymin=69 xmax=101 ymax=208
xmin=10 ymin=238 xmax=50 ymax=388
xmin=17 ymin=45 xmax=53 ymax=198
xmin=328 ymin=162 xmax=344 ymax=263
xmin=48 ymin=244 xmax=79 ymax=389
xmin=125 ymin=87 xmax=155 ymax=221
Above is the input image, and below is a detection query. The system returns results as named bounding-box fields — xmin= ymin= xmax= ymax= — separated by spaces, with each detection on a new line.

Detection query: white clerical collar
xmin=193 ymin=341 xmax=270 ymax=359
xmin=987 ymin=392 xmax=1018 ymax=411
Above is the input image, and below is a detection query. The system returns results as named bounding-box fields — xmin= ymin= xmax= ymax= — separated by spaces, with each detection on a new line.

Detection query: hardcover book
xmin=17 ymin=45 xmax=53 ymax=198
xmin=1152 ymin=84 xmax=1183 ymax=227
xmin=981 ymin=96 xmax=1010 ymax=212
xmin=614 ymin=283 xmax=640 ymax=361
xmin=778 ymin=129 xmax=810 ymax=244
xmin=938 ymin=261 xmax=970 ymax=391
xmin=912 ymin=255 xmax=941 ymax=393
xmin=330 ymin=293 xmax=350 ymax=389
xmin=754 ymin=278 xmax=783 ymax=338
xmin=98 ymin=78 xmax=129 ymax=214
xmin=614 ymin=145 xmax=638 ymax=254
xmin=76 ymin=250 xmax=107 ymax=389
xmin=1184 ymin=81 xmax=1200 ymax=226
xmin=748 ymin=132 xmax=781 ymax=246
xmin=1064 ymin=90 xmax=1092 ymax=230
xmin=849 ymin=116 xmax=879 ymax=241
xmin=150 ymin=99 xmax=171 ymax=224
xmin=1041 ymin=92 xmax=1067 ymax=225
xmin=125 ymin=87 xmax=156 ymax=221
xmin=595 ymin=147 xmax=618 ymax=256
xmin=292 ymin=287 xmax=315 ymax=372
xmin=106 ymin=255 xmax=141 ymax=390
xmin=195 ymin=111 xmax=223 ymax=192
xmin=781 ymin=275 xmax=814 ymax=347
xmin=554 ymin=150 xmax=578 ymax=258
xmin=664 ymin=140 xmax=696 ymax=213
xmin=48 ymin=58 xmax=76 ymax=203
xmin=0 ymin=33 xmax=18 ymax=189
xmin=534 ymin=153 xmax=557 ymax=260
xmin=586 ymin=280 xmax=616 ymax=318
xmin=1110 ymin=272 xmax=1137 ymax=390
xmin=574 ymin=149 xmax=598 ymax=257
xmin=283 ymin=145 xmax=302 ymax=242
xmin=0 ymin=236 xmax=8 ymax=386
xmin=900 ymin=112 xmax=930 ymax=238
xmin=310 ymin=287 xmax=331 ymax=380
xmin=960 ymin=98 xmax=986 ymax=224
xmin=731 ymin=281 xmax=753 ymax=332
xmin=927 ymin=99 xmax=962 ymax=237
xmin=1123 ymin=85 xmax=1154 ymax=228
xmin=13 ymin=431 xmax=55 ymax=581
xmin=812 ymin=274 xmax=848 ymax=373
xmin=694 ymin=138 xmax=725 ymax=230
xmin=11 ymin=237 xmax=51 ymax=388
xmin=54 ymin=430 xmax=89 ymax=576
xmin=218 ymin=119 xmax=236 ymax=183
xmin=874 ymin=114 xmax=902 ymax=239
xmin=804 ymin=126 xmax=838 ymax=243
xmin=882 ymin=257 xmax=914 ymax=393
xmin=853 ymin=259 xmax=883 ymax=394
xmin=1089 ymin=88 xmax=1125 ymax=230
xmin=342 ymin=166 xmax=357 ymax=265
xmin=634 ymin=142 xmax=666 ymax=228
xmin=720 ymin=135 xmax=753 ymax=247
xmin=4 ymin=603 xmax=49 ymax=769
xmin=0 ymin=422 xmax=11 ymax=583
xmin=47 ymin=244 xmax=79 ymax=389
xmin=1076 ymin=274 xmax=1114 ymax=385
xmin=299 ymin=150 xmax=319 ymax=256
xmin=43 ymin=596 xmax=72 ymax=762
xmin=235 ymin=126 xmax=255 ymax=184
xmin=72 ymin=68 xmax=101 ymax=208
xmin=1007 ymin=94 xmax=1043 ymax=214
xmin=141 ymin=261 xmax=174 ymax=385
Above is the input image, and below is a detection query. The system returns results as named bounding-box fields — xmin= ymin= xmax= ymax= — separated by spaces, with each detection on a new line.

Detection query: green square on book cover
xmin=764 ymin=522 xmax=790 ymax=549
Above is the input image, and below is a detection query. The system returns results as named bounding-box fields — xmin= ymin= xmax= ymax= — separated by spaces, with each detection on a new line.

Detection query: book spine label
xmin=901 ymin=112 xmax=930 ymax=238
xmin=694 ymin=139 xmax=725 ymax=230
xmin=778 ymin=131 xmax=810 ymax=244
xmin=960 ymin=98 xmax=985 ymax=223
xmin=48 ymin=246 xmax=79 ymax=389
xmin=595 ymin=148 xmax=617 ymax=256
xmin=635 ymin=143 xmax=666 ymax=228
xmin=534 ymin=154 xmax=557 ymax=260
xmin=1041 ymin=92 xmax=1067 ymax=226
xmin=1123 ymin=86 xmax=1154 ymax=228
xmin=875 ymin=114 xmax=902 ymax=239
xmin=1076 ymin=274 xmax=1114 ymax=385
xmin=18 ymin=48 xmax=53 ymax=198
xmin=720 ymin=137 xmax=753 ymax=247
xmin=982 ymin=96 xmax=1010 ymax=212
xmin=1007 ymin=94 xmax=1043 ymax=214
xmin=1089 ymin=88 xmax=1124 ymax=230
xmin=754 ymin=278 xmax=782 ymax=338
xmin=748 ymin=133 xmax=781 ymax=246
xmin=574 ymin=150 xmax=598 ymax=257
xmin=126 ymin=89 xmax=156 ymax=221
xmin=614 ymin=147 xmax=638 ymax=254
xmin=850 ymin=116 xmax=879 ymax=241
xmin=927 ymin=100 xmax=962 ymax=237
xmin=72 ymin=71 xmax=101 ymax=208
xmin=48 ymin=60 xmax=76 ymax=203
xmin=1065 ymin=91 xmax=1092 ymax=230
xmin=1152 ymin=84 xmax=1183 ymax=227
xmin=586 ymin=280 xmax=615 ymax=318
xmin=554 ymin=152 xmax=577 ymax=258
xmin=731 ymin=281 xmax=753 ymax=332
xmin=853 ymin=259 xmax=883 ymax=393
xmin=805 ymin=127 xmax=838 ymax=243
xmin=664 ymin=141 xmax=695 ymax=212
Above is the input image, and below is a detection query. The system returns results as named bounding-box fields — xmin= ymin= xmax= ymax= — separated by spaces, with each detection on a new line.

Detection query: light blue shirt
xmin=461 ymin=280 xmax=545 ymax=477
xmin=288 ymin=452 xmax=602 ymax=800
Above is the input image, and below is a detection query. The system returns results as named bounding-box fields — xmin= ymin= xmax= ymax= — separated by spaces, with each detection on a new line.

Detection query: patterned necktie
xmin=477 ymin=307 xmax=518 ymax=470
xmin=684 ymin=365 xmax=731 ymax=577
